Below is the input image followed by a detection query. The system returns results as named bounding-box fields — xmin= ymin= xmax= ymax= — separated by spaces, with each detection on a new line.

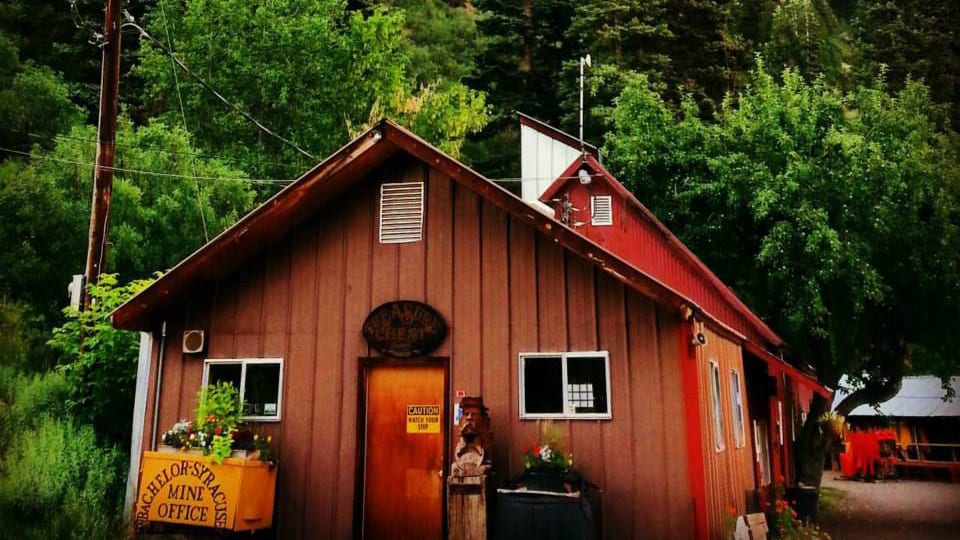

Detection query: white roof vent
xmin=591 ymin=195 xmax=613 ymax=226
xmin=379 ymin=182 xmax=424 ymax=244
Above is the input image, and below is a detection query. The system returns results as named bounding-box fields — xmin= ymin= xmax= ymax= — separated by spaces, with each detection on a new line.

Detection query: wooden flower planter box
xmin=135 ymin=450 xmax=276 ymax=532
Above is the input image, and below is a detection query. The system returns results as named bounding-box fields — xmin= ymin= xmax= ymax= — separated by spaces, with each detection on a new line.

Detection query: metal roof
xmin=835 ymin=376 xmax=960 ymax=417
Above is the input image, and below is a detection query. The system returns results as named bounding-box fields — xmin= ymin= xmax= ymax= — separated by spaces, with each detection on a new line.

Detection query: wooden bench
xmin=895 ymin=460 xmax=960 ymax=482
xmin=734 ymin=512 xmax=768 ymax=540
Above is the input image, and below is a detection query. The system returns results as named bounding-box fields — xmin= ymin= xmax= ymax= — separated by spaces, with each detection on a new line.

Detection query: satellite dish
xmin=578 ymin=168 xmax=592 ymax=185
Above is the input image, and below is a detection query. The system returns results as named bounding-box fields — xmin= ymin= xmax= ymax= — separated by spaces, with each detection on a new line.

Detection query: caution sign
xmin=406 ymin=404 xmax=441 ymax=433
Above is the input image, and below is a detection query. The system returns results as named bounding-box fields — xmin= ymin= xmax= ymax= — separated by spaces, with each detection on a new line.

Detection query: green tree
xmin=852 ymin=0 xmax=960 ymax=127
xmin=763 ymin=0 xmax=854 ymax=88
xmin=0 ymin=118 xmax=257 ymax=329
xmin=136 ymin=0 xmax=487 ymax=180
xmin=605 ymin=64 xmax=960 ymax=489
xmin=48 ymin=274 xmax=153 ymax=445
xmin=362 ymin=0 xmax=485 ymax=87
xmin=0 ymin=32 xmax=84 ymax=152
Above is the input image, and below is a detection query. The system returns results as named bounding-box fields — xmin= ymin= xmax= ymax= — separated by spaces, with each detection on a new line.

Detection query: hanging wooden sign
xmin=362 ymin=301 xmax=447 ymax=358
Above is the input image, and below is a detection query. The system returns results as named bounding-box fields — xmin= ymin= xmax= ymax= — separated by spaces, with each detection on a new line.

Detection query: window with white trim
xmin=709 ymin=359 xmax=725 ymax=451
xmin=203 ymin=358 xmax=283 ymax=421
xmin=729 ymin=369 xmax=745 ymax=448
xmin=519 ymin=352 xmax=611 ymax=419
xmin=590 ymin=195 xmax=613 ymax=226
xmin=379 ymin=182 xmax=424 ymax=243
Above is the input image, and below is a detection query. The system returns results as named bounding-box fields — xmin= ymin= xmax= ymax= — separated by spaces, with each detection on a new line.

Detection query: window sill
xmin=519 ymin=413 xmax=612 ymax=421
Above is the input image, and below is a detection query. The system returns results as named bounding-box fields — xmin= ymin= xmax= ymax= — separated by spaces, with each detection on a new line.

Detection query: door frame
xmin=353 ymin=356 xmax=450 ymax=539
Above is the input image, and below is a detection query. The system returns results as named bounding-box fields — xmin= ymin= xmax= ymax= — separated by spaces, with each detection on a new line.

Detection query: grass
xmin=818 ymin=485 xmax=844 ymax=514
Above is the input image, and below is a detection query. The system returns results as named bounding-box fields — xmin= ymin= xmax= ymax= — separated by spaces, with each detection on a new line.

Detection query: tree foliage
xmin=607 ymin=61 xmax=960 ymax=418
xmin=0 ymin=32 xmax=83 ymax=152
xmin=48 ymin=274 xmax=154 ymax=446
xmin=0 ymin=119 xmax=256 ymax=321
xmin=137 ymin=0 xmax=488 ymax=179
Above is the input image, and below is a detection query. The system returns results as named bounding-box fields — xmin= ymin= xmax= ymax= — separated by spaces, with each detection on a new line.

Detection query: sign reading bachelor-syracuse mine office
xmin=135 ymin=451 xmax=276 ymax=532
xmin=362 ymin=301 xmax=447 ymax=358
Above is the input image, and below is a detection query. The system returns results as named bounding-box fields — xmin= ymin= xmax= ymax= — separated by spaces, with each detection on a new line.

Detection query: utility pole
xmin=82 ymin=0 xmax=123 ymax=310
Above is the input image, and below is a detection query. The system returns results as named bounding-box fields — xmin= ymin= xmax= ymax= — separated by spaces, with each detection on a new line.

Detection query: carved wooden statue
xmin=451 ymin=397 xmax=492 ymax=477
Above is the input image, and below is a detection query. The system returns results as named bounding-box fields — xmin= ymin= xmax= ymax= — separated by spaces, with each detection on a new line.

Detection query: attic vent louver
xmin=379 ymin=182 xmax=424 ymax=244
xmin=591 ymin=195 xmax=613 ymax=226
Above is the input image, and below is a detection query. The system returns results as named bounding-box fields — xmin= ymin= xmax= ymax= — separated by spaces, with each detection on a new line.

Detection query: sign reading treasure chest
xmin=362 ymin=301 xmax=447 ymax=358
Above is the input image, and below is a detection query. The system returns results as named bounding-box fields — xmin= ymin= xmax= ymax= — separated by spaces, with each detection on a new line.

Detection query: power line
xmin=121 ymin=20 xmax=315 ymax=161
xmin=1 ymin=128 xmax=303 ymax=174
xmin=0 ymin=145 xmax=294 ymax=185
xmin=157 ymin=0 xmax=208 ymax=241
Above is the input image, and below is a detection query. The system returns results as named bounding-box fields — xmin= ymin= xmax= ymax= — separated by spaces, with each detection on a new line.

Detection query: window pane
xmin=243 ymin=364 xmax=280 ymax=416
xmin=730 ymin=371 xmax=744 ymax=447
xmin=567 ymin=356 xmax=608 ymax=414
xmin=710 ymin=362 xmax=724 ymax=450
xmin=523 ymin=357 xmax=563 ymax=414
xmin=208 ymin=363 xmax=241 ymax=390
xmin=244 ymin=363 xmax=281 ymax=418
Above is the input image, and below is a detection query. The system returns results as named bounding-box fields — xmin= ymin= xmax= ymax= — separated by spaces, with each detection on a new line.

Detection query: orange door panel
xmin=362 ymin=363 xmax=445 ymax=539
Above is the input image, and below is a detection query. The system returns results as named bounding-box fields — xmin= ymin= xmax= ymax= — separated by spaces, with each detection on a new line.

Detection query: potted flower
xmin=138 ymin=382 xmax=278 ymax=531
xmin=521 ymin=422 xmax=574 ymax=492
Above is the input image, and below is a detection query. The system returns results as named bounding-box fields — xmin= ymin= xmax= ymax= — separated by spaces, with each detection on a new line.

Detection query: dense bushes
xmin=0 ymin=416 xmax=125 ymax=539
xmin=0 ymin=361 xmax=128 ymax=538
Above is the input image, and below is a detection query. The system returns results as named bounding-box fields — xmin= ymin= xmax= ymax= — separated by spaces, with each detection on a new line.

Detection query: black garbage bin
xmin=786 ymin=485 xmax=819 ymax=523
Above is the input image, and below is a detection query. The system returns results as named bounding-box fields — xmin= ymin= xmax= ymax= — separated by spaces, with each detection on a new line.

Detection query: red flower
xmin=214 ymin=427 xmax=222 ymax=435
xmin=726 ymin=505 xmax=737 ymax=516
xmin=534 ymin=445 xmax=541 ymax=456
xmin=778 ymin=474 xmax=786 ymax=483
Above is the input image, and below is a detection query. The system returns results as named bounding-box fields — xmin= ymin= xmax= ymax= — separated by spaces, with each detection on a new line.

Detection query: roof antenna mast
xmin=579 ymin=54 xmax=591 ymax=159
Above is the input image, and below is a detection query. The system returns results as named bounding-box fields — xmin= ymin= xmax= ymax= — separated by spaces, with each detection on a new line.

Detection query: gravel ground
xmin=818 ymin=474 xmax=960 ymax=539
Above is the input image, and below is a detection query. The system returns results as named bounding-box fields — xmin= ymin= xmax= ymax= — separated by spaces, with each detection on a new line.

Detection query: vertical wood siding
xmin=696 ymin=327 xmax=755 ymax=538
xmin=142 ymin=153 xmax=692 ymax=539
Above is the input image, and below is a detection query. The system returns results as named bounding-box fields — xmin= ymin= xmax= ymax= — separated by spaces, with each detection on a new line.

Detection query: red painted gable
xmin=541 ymin=154 xmax=828 ymax=396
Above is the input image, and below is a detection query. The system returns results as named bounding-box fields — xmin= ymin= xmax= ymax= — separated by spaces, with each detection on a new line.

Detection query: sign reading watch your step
xmin=407 ymin=404 xmax=441 ymax=433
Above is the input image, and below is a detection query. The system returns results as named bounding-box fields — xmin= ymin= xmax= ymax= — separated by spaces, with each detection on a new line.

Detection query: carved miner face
xmin=458 ymin=398 xmax=489 ymax=439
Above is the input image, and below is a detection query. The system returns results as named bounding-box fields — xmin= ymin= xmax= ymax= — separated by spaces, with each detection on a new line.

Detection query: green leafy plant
xmin=0 ymin=416 xmax=125 ymax=539
xmin=47 ymin=273 xmax=153 ymax=446
xmin=194 ymin=382 xmax=242 ymax=463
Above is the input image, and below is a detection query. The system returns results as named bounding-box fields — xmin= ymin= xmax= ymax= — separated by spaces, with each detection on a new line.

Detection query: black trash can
xmin=786 ymin=485 xmax=819 ymax=523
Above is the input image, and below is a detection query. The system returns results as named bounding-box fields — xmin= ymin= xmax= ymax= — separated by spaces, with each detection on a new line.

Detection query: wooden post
xmin=448 ymin=397 xmax=492 ymax=540
xmin=83 ymin=0 xmax=123 ymax=310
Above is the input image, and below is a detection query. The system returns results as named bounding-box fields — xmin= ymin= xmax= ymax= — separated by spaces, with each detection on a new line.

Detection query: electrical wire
xmin=0 ymin=128 xmax=303 ymax=175
xmin=157 ymin=0 xmax=209 ymax=241
xmin=121 ymin=21 xmax=315 ymax=161
xmin=0 ymin=145 xmax=294 ymax=184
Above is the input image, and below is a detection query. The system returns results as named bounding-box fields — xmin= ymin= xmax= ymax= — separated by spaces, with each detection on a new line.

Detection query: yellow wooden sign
xmin=135 ymin=451 xmax=276 ymax=532
xmin=406 ymin=404 xmax=441 ymax=433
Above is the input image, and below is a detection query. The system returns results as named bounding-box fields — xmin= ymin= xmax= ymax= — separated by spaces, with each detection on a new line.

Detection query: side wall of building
xmin=138 ymin=153 xmax=694 ymax=539
xmin=696 ymin=327 xmax=755 ymax=538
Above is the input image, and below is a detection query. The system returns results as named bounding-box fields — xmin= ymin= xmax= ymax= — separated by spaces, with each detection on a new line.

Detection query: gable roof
xmin=540 ymin=148 xmax=825 ymax=393
xmin=109 ymin=119 xmax=825 ymax=395
xmin=112 ymin=120 xmax=688 ymax=330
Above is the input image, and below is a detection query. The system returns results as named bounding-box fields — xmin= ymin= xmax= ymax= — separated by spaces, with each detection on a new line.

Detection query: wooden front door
xmin=360 ymin=361 xmax=447 ymax=539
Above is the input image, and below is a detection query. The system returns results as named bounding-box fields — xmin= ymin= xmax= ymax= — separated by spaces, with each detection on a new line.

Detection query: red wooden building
xmin=114 ymin=118 xmax=828 ymax=539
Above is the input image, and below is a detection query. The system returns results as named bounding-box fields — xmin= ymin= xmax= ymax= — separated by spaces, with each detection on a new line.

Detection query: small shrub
xmin=0 ymin=416 xmax=126 ymax=539
xmin=0 ymin=368 xmax=70 ymax=452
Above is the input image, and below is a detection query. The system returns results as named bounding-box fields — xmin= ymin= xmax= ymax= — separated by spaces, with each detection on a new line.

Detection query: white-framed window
xmin=729 ymin=369 xmax=745 ymax=448
xmin=519 ymin=352 xmax=612 ymax=419
xmin=709 ymin=359 xmax=725 ymax=452
xmin=202 ymin=358 xmax=284 ymax=422
xmin=777 ymin=400 xmax=784 ymax=446
xmin=379 ymin=182 xmax=424 ymax=244
xmin=590 ymin=195 xmax=613 ymax=226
